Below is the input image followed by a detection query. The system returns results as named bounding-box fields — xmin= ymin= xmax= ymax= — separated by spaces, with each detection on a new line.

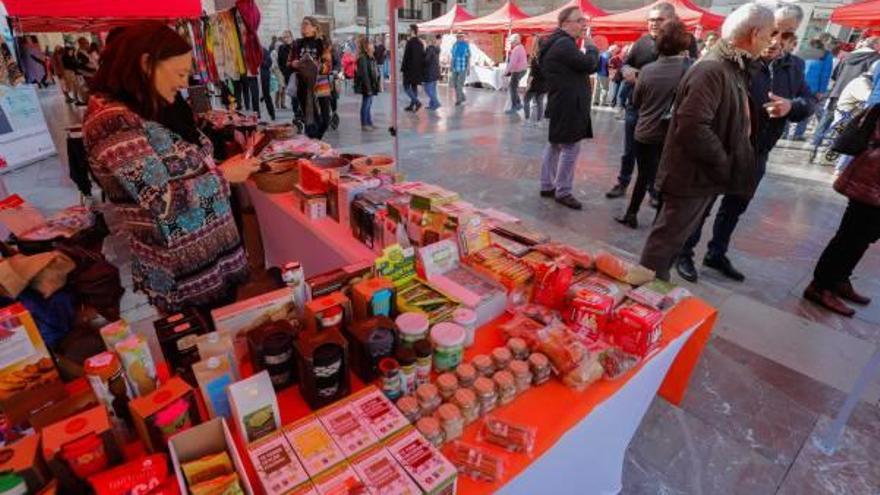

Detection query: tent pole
xmin=388 ymin=2 xmax=400 ymax=170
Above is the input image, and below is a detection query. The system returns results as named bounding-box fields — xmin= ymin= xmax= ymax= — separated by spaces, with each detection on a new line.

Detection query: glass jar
xmin=472 ymin=354 xmax=495 ymax=377
xmin=491 ymin=347 xmax=512 ymax=370
xmin=416 ymin=383 xmax=441 ymax=416
xmin=493 ymin=370 xmax=516 ymax=406
xmin=452 ymin=307 xmax=478 ymax=347
xmin=452 ymin=388 xmax=479 ymax=425
xmin=455 ymin=363 xmax=477 ymax=388
xmin=379 ymin=358 xmax=402 ymax=401
xmin=396 ymin=346 xmax=417 ymax=396
xmin=430 ymin=322 xmax=466 ymax=372
xmin=507 ymin=337 xmax=530 ymax=361
xmin=396 ymin=395 xmax=420 ymax=423
xmin=437 ymin=403 xmax=464 ymax=442
xmin=474 ymin=376 xmax=497 ymax=416
xmin=436 ymin=372 xmax=459 ymax=401
xmin=508 ymin=359 xmax=532 ymax=394
xmin=529 ymin=352 xmax=552 ymax=385
xmin=416 ymin=416 xmax=444 ymax=447
xmin=396 ymin=312 xmax=430 ymax=346
xmin=413 ymin=339 xmax=433 ymax=387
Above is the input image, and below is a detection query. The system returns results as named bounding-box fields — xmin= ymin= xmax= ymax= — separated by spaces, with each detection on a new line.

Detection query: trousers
xmin=640 ymin=194 xmax=716 ymax=281
xmin=541 ymin=142 xmax=581 ymax=199
xmin=360 ymin=95 xmax=373 ymax=126
xmin=451 ymin=71 xmax=467 ymax=103
xmin=617 ymin=105 xmax=639 ymax=186
xmin=523 ymin=91 xmax=545 ymax=121
xmin=509 ymin=71 xmax=525 ymax=109
xmin=404 ymin=83 xmax=421 ymax=106
xmin=626 ymin=140 xmax=663 ymax=216
xmin=813 ymin=200 xmax=880 ymax=290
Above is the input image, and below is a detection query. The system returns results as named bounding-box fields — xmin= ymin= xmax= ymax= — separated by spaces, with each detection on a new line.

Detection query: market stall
xmin=830 ymin=0 xmax=880 ymax=29
xmin=2 ymin=0 xmax=202 ymax=32
xmin=456 ymin=1 xmax=531 ymax=33
xmin=417 ymin=4 xmax=477 ymax=34
xmin=590 ymin=0 xmax=724 ymax=42
xmin=511 ymin=0 xmax=606 ymax=34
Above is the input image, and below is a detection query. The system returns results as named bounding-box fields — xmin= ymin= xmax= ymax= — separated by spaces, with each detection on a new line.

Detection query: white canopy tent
xmin=333 ymin=24 xmax=390 ymax=35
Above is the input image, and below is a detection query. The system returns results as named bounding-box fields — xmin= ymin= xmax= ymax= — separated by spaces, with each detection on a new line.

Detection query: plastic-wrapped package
xmin=562 ymin=352 xmax=604 ymax=391
xmin=599 ymin=347 xmax=640 ymax=379
xmin=627 ymin=280 xmax=692 ymax=311
xmin=479 ymin=417 xmax=536 ymax=454
xmin=529 ymin=243 xmax=594 ymax=269
xmin=594 ymin=251 xmax=655 ymax=285
xmin=610 ymin=302 xmax=663 ymax=358
xmin=535 ymin=322 xmax=586 ymax=377
xmin=449 ymin=442 xmax=505 ymax=482
xmin=569 ymin=275 xmax=628 ymax=306
xmin=508 ymin=303 xmax=558 ymax=325
xmin=530 ymin=257 xmax=574 ymax=310
xmin=498 ymin=315 xmax=546 ymax=350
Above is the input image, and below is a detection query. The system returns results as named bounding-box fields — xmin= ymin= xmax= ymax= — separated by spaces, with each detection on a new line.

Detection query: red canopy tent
xmin=830 ymin=0 xmax=880 ymax=29
xmin=590 ymin=0 xmax=724 ymax=42
xmin=512 ymin=0 xmax=607 ymax=33
xmin=417 ymin=4 xmax=477 ymax=33
xmin=457 ymin=0 xmax=530 ymax=32
xmin=2 ymin=0 xmax=203 ymax=32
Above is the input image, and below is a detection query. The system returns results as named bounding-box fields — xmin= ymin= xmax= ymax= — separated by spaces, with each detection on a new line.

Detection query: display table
xmin=467 ymin=66 xmax=508 ymax=91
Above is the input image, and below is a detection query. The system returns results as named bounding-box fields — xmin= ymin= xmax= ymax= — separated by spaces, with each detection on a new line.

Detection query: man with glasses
xmin=538 ymin=5 xmax=599 ymax=210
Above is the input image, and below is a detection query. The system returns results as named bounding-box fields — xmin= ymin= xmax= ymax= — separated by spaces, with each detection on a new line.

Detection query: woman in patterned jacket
xmin=83 ymin=23 xmax=257 ymax=313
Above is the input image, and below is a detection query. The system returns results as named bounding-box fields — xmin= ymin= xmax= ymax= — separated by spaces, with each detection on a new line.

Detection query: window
xmin=357 ymin=0 xmax=369 ymax=18
xmin=431 ymin=2 xmax=443 ymax=18
xmin=314 ymin=0 xmax=328 ymax=16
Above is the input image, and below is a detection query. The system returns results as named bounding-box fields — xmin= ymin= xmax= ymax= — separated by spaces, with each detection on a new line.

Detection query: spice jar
xmin=452 ymin=388 xmax=479 ymax=425
xmin=507 ymin=337 xmax=530 ymax=361
xmin=379 ymin=358 xmax=402 ymax=401
xmin=416 ymin=416 xmax=444 ymax=447
xmin=396 ymin=347 xmax=417 ymax=396
xmin=396 ymin=312 xmax=430 ymax=346
xmin=529 ymin=352 xmax=552 ymax=385
xmin=396 ymin=396 xmax=420 ymax=423
xmin=493 ymin=370 xmax=516 ymax=406
xmin=508 ymin=360 xmax=532 ymax=394
xmin=455 ymin=363 xmax=477 ymax=388
xmin=437 ymin=403 xmax=464 ymax=442
xmin=436 ymin=373 xmax=459 ymax=401
xmin=472 ymin=354 xmax=494 ymax=377
xmin=413 ymin=339 xmax=433 ymax=386
xmin=416 ymin=383 xmax=441 ymax=416
xmin=473 ymin=376 xmax=497 ymax=416
xmin=430 ymin=322 xmax=466 ymax=372
xmin=452 ymin=307 xmax=478 ymax=347
xmin=491 ymin=347 xmax=513 ymax=370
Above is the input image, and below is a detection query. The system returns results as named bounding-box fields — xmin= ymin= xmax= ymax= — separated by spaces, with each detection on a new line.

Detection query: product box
xmin=29 ymin=387 xmax=99 ymax=430
xmin=283 ymin=415 xmax=346 ymax=478
xmin=211 ymin=287 xmax=297 ymax=363
xmin=0 ymin=303 xmax=65 ymax=426
xmin=0 ymin=433 xmax=50 ymax=492
xmin=385 ymin=428 xmax=457 ymax=495
xmin=227 ymin=371 xmax=281 ymax=445
xmin=611 ymin=302 xmax=664 ymax=358
xmin=566 ymin=288 xmax=615 ymax=342
xmin=350 ymin=445 xmax=421 ymax=495
xmin=351 ymin=277 xmax=396 ymax=320
xmin=193 ymin=355 xmax=236 ymax=419
xmin=347 ymin=386 xmax=410 ymax=442
xmin=154 ymin=309 xmax=208 ymax=383
xmin=318 ymin=401 xmax=379 ymax=459
xmin=293 ymin=184 xmax=328 ymax=220
xmin=168 ymin=417 xmax=254 ymax=495
xmin=310 ymin=461 xmax=364 ymax=495
xmin=305 ymin=260 xmax=373 ymax=299
xmin=88 ymin=453 xmax=169 ymax=495
xmin=247 ymin=431 xmax=312 ymax=495
xmin=129 ymin=376 xmax=202 ymax=453
xmin=333 ymin=174 xmax=381 ymax=226
xmin=41 ymin=406 xmax=124 ymax=489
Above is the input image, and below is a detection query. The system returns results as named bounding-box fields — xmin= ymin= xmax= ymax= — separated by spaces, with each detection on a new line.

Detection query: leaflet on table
xmin=385 ymin=428 xmax=457 ymax=495
xmin=347 ymin=386 xmax=410 ymax=442
xmin=317 ymin=401 xmax=379 ymax=459
xmin=283 ymin=415 xmax=347 ymax=478
xmin=350 ymin=445 xmax=421 ymax=495
xmin=247 ymin=431 xmax=312 ymax=495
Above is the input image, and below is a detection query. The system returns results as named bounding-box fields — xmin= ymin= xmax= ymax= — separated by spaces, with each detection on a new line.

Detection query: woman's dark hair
xmin=90 ymin=22 xmax=192 ymax=122
xmin=656 ymin=19 xmax=690 ymax=56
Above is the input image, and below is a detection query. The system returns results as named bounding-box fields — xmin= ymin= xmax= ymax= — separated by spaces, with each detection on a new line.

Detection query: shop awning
xmin=417 ymin=4 xmax=476 ymax=33
xmin=830 ymin=0 xmax=880 ymax=29
xmin=591 ymin=0 xmax=724 ymax=42
xmin=511 ymin=0 xmax=606 ymax=33
xmin=2 ymin=0 xmax=203 ymax=32
xmin=457 ymin=1 xmax=530 ymax=32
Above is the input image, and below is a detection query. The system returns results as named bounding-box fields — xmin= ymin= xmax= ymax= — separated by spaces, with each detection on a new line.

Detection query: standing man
xmin=538 ymin=5 xmax=599 ymax=210
xmin=424 ymin=35 xmax=442 ymax=110
xmin=593 ymin=46 xmax=611 ymax=106
xmin=676 ymin=3 xmax=813 ymax=283
xmin=606 ymin=3 xmax=677 ymax=201
xmin=451 ymin=33 xmax=471 ymax=106
xmin=401 ymin=24 xmax=425 ymax=112
xmin=639 ymin=2 xmax=777 ymax=281
xmin=505 ymin=34 xmax=528 ymax=114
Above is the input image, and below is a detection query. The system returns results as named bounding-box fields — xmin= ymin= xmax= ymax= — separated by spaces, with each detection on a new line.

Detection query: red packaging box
xmin=88 ymin=453 xmax=169 ymax=495
xmin=610 ymin=302 xmax=663 ymax=358
xmin=566 ymin=289 xmax=615 ymax=341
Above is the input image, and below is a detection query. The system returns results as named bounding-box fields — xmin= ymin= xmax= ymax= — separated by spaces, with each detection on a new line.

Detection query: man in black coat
xmin=401 ymin=24 xmax=426 ymax=112
xmin=538 ymin=6 xmax=600 ymax=210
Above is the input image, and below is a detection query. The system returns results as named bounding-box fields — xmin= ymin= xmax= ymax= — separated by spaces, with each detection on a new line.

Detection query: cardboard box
xmin=0 ymin=303 xmax=65 ymax=426
xmin=351 ymin=277 xmax=396 ymax=321
xmin=247 ymin=431 xmax=311 ymax=495
xmin=350 ymin=445 xmax=421 ymax=495
xmin=168 ymin=417 xmax=254 ymax=495
xmin=41 ymin=406 xmax=124 ymax=489
xmin=283 ymin=415 xmax=346 ymax=478
xmin=227 ymin=371 xmax=281 ymax=445
xmin=129 ymin=376 xmax=202 ymax=453
xmin=305 ymin=261 xmax=373 ymax=299
xmin=211 ymin=287 xmax=297 ymax=363
xmin=333 ymin=175 xmax=381 ymax=225
xmin=310 ymin=461 xmax=364 ymax=495
xmin=385 ymin=428 xmax=457 ymax=495
xmin=0 ymin=433 xmax=50 ymax=492
xmin=317 ymin=401 xmax=379 ymax=459
xmin=87 ymin=453 xmax=169 ymax=495
xmin=347 ymin=386 xmax=410 ymax=442
xmin=29 ymin=387 xmax=99 ymax=430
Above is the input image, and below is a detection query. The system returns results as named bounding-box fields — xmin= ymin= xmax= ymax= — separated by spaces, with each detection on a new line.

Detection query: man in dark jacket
xmin=424 ymin=35 xmax=442 ymax=110
xmin=639 ymin=2 xmax=777 ymax=281
xmin=677 ymin=4 xmax=815 ymax=283
xmin=401 ymin=24 xmax=426 ymax=112
xmin=538 ymin=6 xmax=600 ymax=210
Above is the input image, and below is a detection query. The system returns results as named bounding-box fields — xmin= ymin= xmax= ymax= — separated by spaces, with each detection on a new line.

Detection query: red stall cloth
xmin=512 ymin=0 xmax=606 ymax=33
xmin=591 ymin=0 xmax=724 ymax=43
xmin=456 ymin=0 xmax=531 ymax=32
xmin=235 ymin=0 xmax=263 ymax=76
xmin=2 ymin=0 xmax=202 ymax=32
xmin=831 ymin=0 xmax=880 ymax=29
xmin=417 ymin=4 xmax=477 ymax=33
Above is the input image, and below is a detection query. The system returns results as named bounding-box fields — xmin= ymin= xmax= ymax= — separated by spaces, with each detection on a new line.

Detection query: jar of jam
xmin=529 ymin=352 xmax=552 ymax=385
xmin=416 ymin=383 xmax=441 ymax=416
xmin=396 ymin=396 xmax=420 ymax=423
xmin=455 ymin=363 xmax=477 ymax=388
xmin=436 ymin=373 xmax=459 ymax=401
xmin=396 ymin=347 xmax=417 ymax=396
xmin=452 ymin=388 xmax=479 ymax=424
xmin=473 ymin=376 xmax=497 ymax=416
xmin=493 ymin=370 xmax=516 ymax=406
xmin=507 ymin=337 xmax=530 ymax=361
xmin=379 ymin=358 xmax=402 ymax=401
xmin=416 ymin=416 xmax=444 ymax=447
xmin=472 ymin=354 xmax=494 ymax=377
xmin=430 ymin=322 xmax=466 ymax=372
xmin=508 ymin=360 xmax=532 ymax=394
xmin=491 ymin=347 xmax=512 ymax=370
xmin=452 ymin=307 xmax=478 ymax=347
xmin=437 ymin=403 xmax=464 ymax=442
xmin=413 ymin=339 xmax=433 ymax=387
xmin=396 ymin=312 xmax=429 ymax=346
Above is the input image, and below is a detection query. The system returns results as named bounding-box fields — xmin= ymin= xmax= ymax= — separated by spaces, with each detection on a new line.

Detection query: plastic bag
xmin=449 ymin=442 xmax=505 ymax=482
xmin=595 ymin=251 xmax=655 ymax=285
xmin=479 ymin=416 xmax=536 ymax=454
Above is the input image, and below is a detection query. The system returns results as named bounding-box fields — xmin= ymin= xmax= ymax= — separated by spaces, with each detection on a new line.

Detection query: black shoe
xmin=404 ymin=104 xmax=414 ymax=112
xmin=703 ymin=254 xmax=745 ymax=282
xmin=540 ymin=189 xmax=555 ymax=198
xmin=606 ymin=184 xmax=627 ymax=199
xmin=555 ymin=195 xmax=583 ymax=210
xmin=676 ymin=256 xmax=698 ymax=283
xmin=615 ymin=213 xmax=638 ymax=229
xmin=413 ymin=101 xmax=422 ymax=112
xmin=330 ymin=113 xmax=340 ymax=130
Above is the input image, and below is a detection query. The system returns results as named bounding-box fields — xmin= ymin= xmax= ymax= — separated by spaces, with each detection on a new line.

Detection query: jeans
xmin=593 ymin=76 xmax=609 ymax=106
xmin=617 ymin=106 xmax=639 ymax=186
xmin=540 ymin=142 xmax=581 ymax=198
xmin=404 ymin=83 xmax=421 ymax=107
xmin=259 ymin=71 xmax=276 ymax=120
xmin=640 ymin=195 xmax=716 ymax=281
xmin=626 ymin=140 xmax=663 ymax=216
xmin=523 ymin=91 xmax=545 ymax=121
xmin=792 ymin=103 xmax=824 ymax=139
xmin=509 ymin=71 xmax=525 ymax=110
xmin=681 ymin=151 xmax=769 ymax=260
xmin=813 ymin=200 xmax=880 ymax=290
xmin=811 ymin=97 xmax=838 ymax=147
xmin=424 ymin=80 xmax=441 ymax=108
xmin=451 ymin=71 xmax=467 ymax=103
xmin=608 ymin=80 xmax=620 ymax=107
xmin=238 ymin=76 xmax=260 ymax=113
xmin=617 ymin=81 xmax=633 ymax=109
xmin=360 ymin=94 xmax=373 ymax=126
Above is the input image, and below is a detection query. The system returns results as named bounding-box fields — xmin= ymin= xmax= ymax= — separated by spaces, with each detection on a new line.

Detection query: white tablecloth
xmin=466 ymin=65 xmax=508 ymax=90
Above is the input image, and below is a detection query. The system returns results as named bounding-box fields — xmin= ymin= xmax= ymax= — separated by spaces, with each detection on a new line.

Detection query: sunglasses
xmin=648 ymin=17 xmax=667 ymax=23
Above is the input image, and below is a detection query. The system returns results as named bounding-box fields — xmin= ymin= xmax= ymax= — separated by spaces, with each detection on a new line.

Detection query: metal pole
xmin=388 ymin=3 xmax=400 ymax=169
xmin=813 ymin=348 xmax=880 ymax=454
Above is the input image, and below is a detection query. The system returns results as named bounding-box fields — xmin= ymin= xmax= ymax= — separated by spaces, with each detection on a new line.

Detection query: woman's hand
xmin=218 ymin=154 xmax=260 ymax=183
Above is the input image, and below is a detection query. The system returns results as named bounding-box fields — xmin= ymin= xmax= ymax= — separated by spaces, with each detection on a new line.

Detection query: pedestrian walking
xmin=523 ymin=37 xmax=546 ymax=125
xmin=593 ymin=45 xmax=611 ymax=106
xmin=401 ymin=24 xmax=425 ymax=112
xmin=424 ymin=35 xmax=442 ymax=110
xmin=505 ymin=34 xmax=528 ymax=113
xmin=450 ymin=33 xmax=471 ymax=106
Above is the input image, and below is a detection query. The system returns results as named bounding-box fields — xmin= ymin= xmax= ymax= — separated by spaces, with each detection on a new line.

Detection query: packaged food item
xmin=471 ymin=354 xmax=494 ymax=377
xmin=508 ymin=360 xmax=532 ymax=394
xmin=42 ymin=406 xmax=124 ymax=488
xmin=506 ymin=337 xmax=529 ymax=361
xmin=412 ymin=339 xmax=432 ymax=386
xmin=385 ymin=429 xmax=457 ymax=495
xmin=318 ymin=402 xmax=379 ymax=459
xmin=466 ymin=246 xmax=533 ymax=297
xmin=351 ymin=277 xmax=396 ymax=320
xmin=88 ymin=454 xmax=168 ymax=495
xmin=84 ymin=351 xmax=134 ymax=437
xmin=347 ymin=317 xmax=397 ymax=382
xmin=595 ymin=251 xmax=655 ymax=285
xmin=530 ymin=257 xmax=574 ymax=310
xmin=599 ymin=347 xmax=640 ymax=379
xmin=562 ymin=352 xmax=605 ymax=391
xmin=189 ymin=473 xmax=244 ymax=495
xmin=196 ymin=332 xmax=241 ymax=380
xmin=627 ymin=279 xmax=691 ymax=311
xmin=298 ymin=294 xmax=351 ymax=410
xmin=415 ymin=383 xmax=441 ymax=416
xmin=247 ymin=319 xmax=299 ymax=390
xmin=454 ymin=363 xmax=477 ymax=388
xmin=99 ymin=319 xmax=131 ymax=352
xmin=348 ymin=386 xmax=411 ymax=440
xmin=193 ymin=355 xmax=235 ymax=419
xmin=211 ymin=287 xmax=297 ymax=364
xmin=452 ymin=308 xmax=478 ymax=347
xmin=154 ymin=310 xmax=208 ymax=384
xmin=449 ymin=442 xmax=505 ymax=483
xmin=437 ymin=403 xmax=464 ymax=442
xmin=416 ymin=416 xmax=444 ymax=447
xmin=473 ymin=377 xmax=497 ymax=416
xmin=310 ymin=461 xmax=364 ymax=495
xmin=534 ymin=322 xmax=586 ymax=377
xmin=491 ymin=347 xmax=512 ymax=370
xmin=395 ymin=347 xmax=417 ymax=395
xmin=283 ymin=416 xmax=346 ymax=478
xmin=479 ymin=417 xmax=536 ymax=454
xmin=227 ymin=371 xmax=281 ymax=444
xmin=167 ymin=418 xmax=254 ymax=495
xmin=395 ymin=278 xmax=459 ymax=324
xmin=114 ymin=334 xmax=158 ymax=397
xmin=436 ymin=372 xmax=458 ymax=401
xmin=492 ymin=370 xmax=516 ymax=406
xmin=565 ymin=288 xmax=615 ymax=342
xmin=182 ymin=451 xmax=233 ymax=486
xmin=396 ymin=396 xmax=420 ymax=423
xmin=452 ymin=388 xmax=479 ymax=425
xmin=0 ymin=434 xmax=49 ymax=493
xmin=497 ymin=314 xmax=547 ymax=350
xmin=570 ymin=275 xmax=628 ymax=305
xmin=350 ymin=445 xmax=421 ymax=495
xmin=247 ymin=432 xmax=311 ymax=495
xmin=129 ymin=377 xmax=201 ymax=452
xmin=378 ymin=358 xmax=402 ymax=401
xmin=528 ymin=353 xmax=552 ymax=385
xmin=611 ymin=302 xmax=663 ymax=358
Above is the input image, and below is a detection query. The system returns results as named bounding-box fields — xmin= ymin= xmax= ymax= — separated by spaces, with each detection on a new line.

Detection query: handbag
xmin=285 ymin=72 xmax=297 ymax=98
xmin=315 ymin=75 xmax=332 ymax=98
xmin=831 ymin=104 xmax=880 ymax=156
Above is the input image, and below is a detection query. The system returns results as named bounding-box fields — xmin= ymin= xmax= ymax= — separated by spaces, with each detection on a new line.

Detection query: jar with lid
xmin=455 ymin=363 xmax=477 ymax=388
xmin=416 ymin=383 xmax=441 ymax=416
xmin=430 ymin=322 xmax=466 ymax=372
xmin=379 ymin=358 xmax=402 ymax=401
xmin=437 ymin=403 xmax=464 ymax=442
xmin=473 ymin=376 xmax=497 ymax=416
xmin=416 ymin=416 xmax=444 ymax=447
xmin=413 ymin=339 xmax=433 ymax=386
xmin=472 ymin=354 xmax=494 ymax=377
xmin=396 ymin=347 xmax=417 ymax=395
xmin=507 ymin=337 xmax=530 ymax=361
xmin=491 ymin=347 xmax=512 ymax=370
xmin=396 ymin=396 xmax=420 ymax=423
xmin=452 ymin=388 xmax=479 ymax=424
xmin=529 ymin=352 xmax=552 ymax=385
xmin=436 ymin=372 xmax=458 ymax=401
xmin=396 ymin=312 xmax=429 ymax=346
xmin=452 ymin=307 xmax=478 ymax=347
xmin=493 ymin=370 xmax=516 ymax=405
xmin=508 ymin=360 xmax=532 ymax=394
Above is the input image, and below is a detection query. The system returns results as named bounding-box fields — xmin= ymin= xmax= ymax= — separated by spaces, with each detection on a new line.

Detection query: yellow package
xmin=182 ymin=451 xmax=233 ymax=486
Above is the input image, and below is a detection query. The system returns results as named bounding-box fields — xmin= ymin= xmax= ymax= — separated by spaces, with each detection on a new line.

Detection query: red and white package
xmin=610 ymin=302 xmax=663 ymax=358
xmin=565 ymin=288 xmax=615 ymax=341
xmin=530 ymin=257 xmax=574 ymax=310
xmin=89 ymin=454 xmax=169 ymax=495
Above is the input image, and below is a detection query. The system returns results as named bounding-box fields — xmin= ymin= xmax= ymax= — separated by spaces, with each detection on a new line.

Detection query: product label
xmin=350 ymin=388 xmax=410 ymax=440
xmin=351 ymin=447 xmax=420 ymax=495
xmin=433 ymin=347 xmax=463 ymax=372
xmin=387 ymin=431 xmax=456 ymax=493
xmin=248 ymin=434 xmax=310 ymax=495
xmin=284 ymin=420 xmax=346 ymax=478
xmin=0 ymin=323 xmax=36 ymax=369
xmin=245 ymin=404 xmax=278 ymax=443
xmin=205 ymin=374 xmax=232 ymax=419
xmin=176 ymin=334 xmax=199 ymax=352
xmin=319 ymin=405 xmax=378 ymax=458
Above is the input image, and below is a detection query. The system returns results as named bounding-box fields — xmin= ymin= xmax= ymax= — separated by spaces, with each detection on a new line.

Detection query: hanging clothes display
xmin=213 ymin=10 xmax=246 ymax=81
xmin=201 ymin=17 xmax=220 ymax=83
xmin=235 ymin=0 xmax=263 ymax=77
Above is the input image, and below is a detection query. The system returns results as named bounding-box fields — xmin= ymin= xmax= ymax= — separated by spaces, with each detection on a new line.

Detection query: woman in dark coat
xmin=423 ymin=35 xmax=442 ymax=110
xmin=523 ymin=36 xmax=547 ymax=124
xmin=401 ymin=24 xmax=425 ymax=112
xmin=354 ymin=37 xmax=381 ymax=131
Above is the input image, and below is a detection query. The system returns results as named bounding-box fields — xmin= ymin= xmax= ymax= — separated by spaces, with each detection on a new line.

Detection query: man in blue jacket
xmin=791 ymin=36 xmax=834 ymax=140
